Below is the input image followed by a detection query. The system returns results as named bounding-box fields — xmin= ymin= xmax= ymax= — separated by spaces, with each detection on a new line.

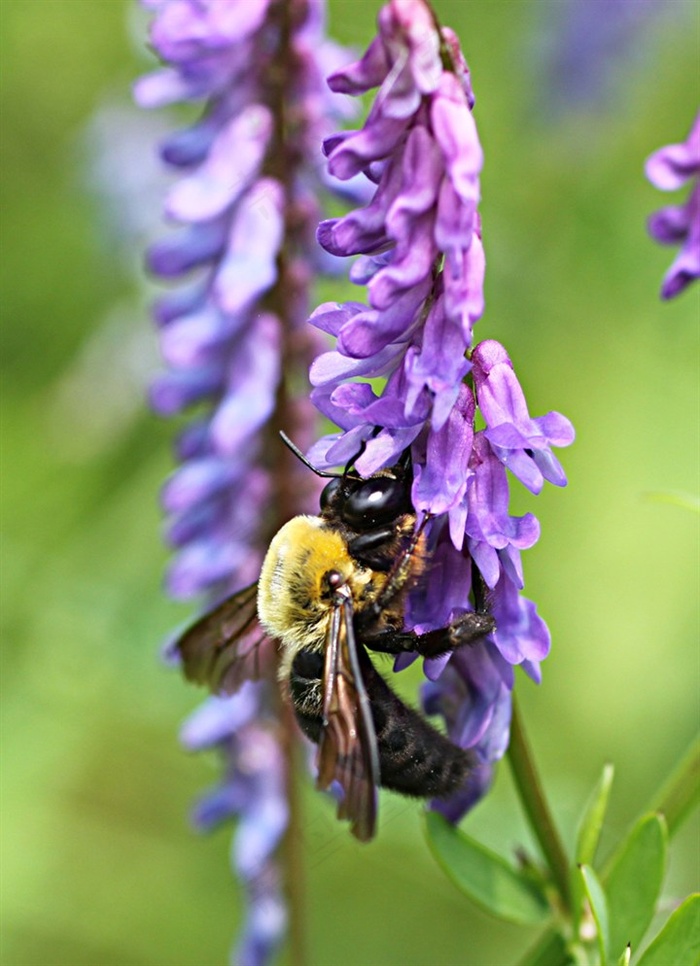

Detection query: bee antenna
xmin=278 ymin=431 xmax=344 ymax=479
xmin=343 ymin=437 xmax=367 ymax=477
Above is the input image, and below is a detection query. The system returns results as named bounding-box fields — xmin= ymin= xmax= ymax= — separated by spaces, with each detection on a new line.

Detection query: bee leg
xmin=347 ymin=527 xmax=398 ymax=571
xmin=352 ymin=514 xmax=432 ymax=627
xmin=288 ymin=648 xmax=324 ymax=743
xmin=362 ymin=610 xmax=496 ymax=658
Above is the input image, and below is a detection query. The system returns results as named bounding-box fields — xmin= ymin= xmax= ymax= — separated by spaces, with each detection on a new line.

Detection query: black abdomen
xmin=359 ymin=654 xmax=475 ymax=798
xmin=290 ymin=647 xmax=474 ymax=799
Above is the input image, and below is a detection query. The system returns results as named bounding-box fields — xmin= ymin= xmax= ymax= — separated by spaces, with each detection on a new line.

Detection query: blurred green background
xmin=1 ymin=1 xmax=698 ymax=964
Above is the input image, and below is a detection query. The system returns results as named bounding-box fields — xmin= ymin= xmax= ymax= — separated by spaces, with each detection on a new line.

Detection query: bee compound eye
xmin=323 ymin=571 xmax=352 ymax=601
xmin=319 ymin=477 xmax=342 ymax=511
xmin=342 ymin=476 xmax=411 ymax=530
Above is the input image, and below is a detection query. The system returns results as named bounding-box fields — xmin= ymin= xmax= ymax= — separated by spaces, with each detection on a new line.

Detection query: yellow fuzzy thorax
xmin=257 ymin=516 xmax=379 ymax=673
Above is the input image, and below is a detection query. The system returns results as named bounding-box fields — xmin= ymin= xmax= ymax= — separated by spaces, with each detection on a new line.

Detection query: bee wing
xmin=175 ymin=581 xmax=276 ymax=694
xmin=316 ymin=591 xmax=380 ymax=842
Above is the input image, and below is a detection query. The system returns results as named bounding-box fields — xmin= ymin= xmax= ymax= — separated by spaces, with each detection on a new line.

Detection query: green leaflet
xmin=637 ymin=894 xmax=700 ymax=966
xmin=648 ymin=736 xmax=700 ymax=836
xmin=572 ymin=764 xmax=615 ymax=935
xmin=616 ymin=943 xmax=631 ymax=966
xmin=576 ymin=764 xmax=615 ymax=867
xmin=580 ymin=864 xmax=610 ymax=965
xmin=604 ymin=814 xmax=667 ymax=957
xmin=642 ymin=490 xmax=700 ymax=514
xmin=423 ymin=811 xmax=551 ymax=926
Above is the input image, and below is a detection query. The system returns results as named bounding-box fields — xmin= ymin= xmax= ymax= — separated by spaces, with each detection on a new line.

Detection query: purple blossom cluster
xmin=645 ymin=110 xmax=700 ymax=300
xmin=134 ymin=0 xmax=352 ymax=603
xmin=135 ymin=1 xmax=355 ymax=962
xmin=308 ymin=0 xmax=574 ymax=818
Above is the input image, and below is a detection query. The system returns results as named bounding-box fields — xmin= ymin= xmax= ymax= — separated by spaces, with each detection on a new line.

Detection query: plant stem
xmin=648 ymin=733 xmax=700 ymax=836
xmin=507 ymin=695 xmax=572 ymax=910
xmin=281 ymin=699 xmax=307 ymax=966
xmin=516 ymin=732 xmax=700 ymax=966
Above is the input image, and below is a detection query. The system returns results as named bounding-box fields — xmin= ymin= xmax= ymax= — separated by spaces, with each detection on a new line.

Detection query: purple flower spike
xmin=310 ymin=0 xmax=485 ymax=485
xmin=309 ymin=0 xmax=573 ymax=820
xmin=646 ymin=111 xmax=700 ymax=299
xmin=137 ymin=2 xmax=359 ymax=962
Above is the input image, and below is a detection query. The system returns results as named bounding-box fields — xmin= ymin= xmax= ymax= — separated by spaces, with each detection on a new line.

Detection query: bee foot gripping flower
xmin=309 ymin=0 xmax=574 ymax=821
xmin=645 ymin=111 xmax=700 ymax=299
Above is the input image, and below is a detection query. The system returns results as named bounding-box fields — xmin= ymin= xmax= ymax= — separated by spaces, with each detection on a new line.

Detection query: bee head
xmin=319 ymin=468 xmax=413 ymax=531
xmin=279 ymin=430 xmax=414 ymax=532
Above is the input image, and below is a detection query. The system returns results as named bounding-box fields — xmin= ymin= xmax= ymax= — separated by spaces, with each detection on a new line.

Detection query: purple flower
xmin=136 ymin=1 xmax=354 ymax=962
xmin=423 ymin=641 xmax=513 ymax=820
xmin=464 ymin=433 xmax=540 ymax=590
xmin=471 ymin=340 xmax=575 ymax=495
xmin=182 ymin=689 xmax=288 ymax=966
xmin=646 ymin=111 xmax=700 ymax=299
xmin=310 ymin=0 xmax=574 ymax=822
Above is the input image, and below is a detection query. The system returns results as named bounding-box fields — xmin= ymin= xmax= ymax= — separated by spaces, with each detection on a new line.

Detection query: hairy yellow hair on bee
xmin=257 ymin=516 xmax=374 ymax=670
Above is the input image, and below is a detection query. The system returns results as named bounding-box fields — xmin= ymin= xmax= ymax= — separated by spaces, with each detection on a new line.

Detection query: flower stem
xmin=281 ymin=699 xmax=307 ymax=966
xmin=518 ymin=733 xmax=700 ymax=966
xmin=507 ymin=695 xmax=572 ymax=910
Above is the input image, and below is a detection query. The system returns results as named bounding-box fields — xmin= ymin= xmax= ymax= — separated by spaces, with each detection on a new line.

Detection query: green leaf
xmin=648 ymin=736 xmax=700 ymax=837
xmin=517 ymin=928 xmax=575 ymax=966
xmin=572 ymin=764 xmax=615 ymax=935
xmin=580 ymin=864 xmax=610 ymax=965
xmin=636 ymin=894 xmax=700 ymax=966
xmin=616 ymin=943 xmax=631 ymax=966
xmin=604 ymin=814 xmax=667 ymax=956
xmin=576 ymin=764 xmax=615 ymax=867
xmin=643 ymin=490 xmax=700 ymax=513
xmin=424 ymin=811 xmax=551 ymax=925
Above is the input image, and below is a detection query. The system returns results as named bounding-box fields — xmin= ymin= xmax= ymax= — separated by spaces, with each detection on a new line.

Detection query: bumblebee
xmin=175 ymin=440 xmax=495 ymax=841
